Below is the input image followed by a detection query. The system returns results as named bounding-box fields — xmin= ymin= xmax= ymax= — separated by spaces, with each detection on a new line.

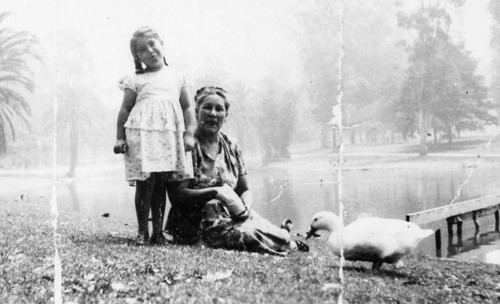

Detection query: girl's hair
xmin=130 ymin=26 xmax=168 ymax=74
xmin=194 ymin=87 xmax=230 ymax=112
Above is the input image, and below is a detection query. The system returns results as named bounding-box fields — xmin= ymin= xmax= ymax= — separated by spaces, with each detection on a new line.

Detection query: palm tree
xmin=44 ymin=82 xmax=105 ymax=178
xmin=38 ymin=27 xmax=106 ymax=177
xmin=0 ymin=11 xmax=41 ymax=155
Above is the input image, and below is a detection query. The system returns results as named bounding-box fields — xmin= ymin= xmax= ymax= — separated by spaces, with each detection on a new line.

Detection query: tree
xmin=223 ymin=80 xmax=253 ymax=151
xmin=396 ymin=1 xmax=494 ymax=154
xmin=294 ymin=0 xmax=338 ymax=148
xmin=398 ymin=3 xmax=452 ymax=155
xmin=295 ymin=0 xmax=407 ymax=147
xmin=54 ymin=83 xmax=105 ymax=177
xmin=255 ymin=77 xmax=298 ymax=162
xmin=0 ymin=11 xmax=41 ymax=155
xmin=376 ymin=69 xmax=409 ymax=142
xmin=488 ymin=0 xmax=500 ymax=104
xmin=42 ymin=28 xmax=105 ymax=177
xmin=432 ymin=43 xmax=494 ymax=141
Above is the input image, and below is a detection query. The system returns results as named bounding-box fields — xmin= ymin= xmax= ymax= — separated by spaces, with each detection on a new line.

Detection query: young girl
xmin=114 ymin=26 xmax=196 ymax=245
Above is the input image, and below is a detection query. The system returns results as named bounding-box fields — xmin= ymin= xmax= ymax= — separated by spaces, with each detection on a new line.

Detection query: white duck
xmin=306 ymin=211 xmax=434 ymax=270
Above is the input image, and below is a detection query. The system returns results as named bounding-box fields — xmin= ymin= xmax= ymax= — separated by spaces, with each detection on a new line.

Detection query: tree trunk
xmin=67 ymin=121 xmax=79 ymax=178
xmin=320 ymin=123 xmax=332 ymax=148
xmin=402 ymin=131 xmax=408 ymax=141
xmin=0 ymin=125 xmax=6 ymax=155
xmin=92 ymin=142 xmax=97 ymax=165
xmin=332 ymin=127 xmax=338 ymax=153
xmin=433 ymin=126 xmax=438 ymax=144
xmin=447 ymin=126 xmax=453 ymax=143
xmin=67 ymin=182 xmax=80 ymax=212
xmin=279 ymin=147 xmax=291 ymax=159
xmin=418 ymin=107 xmax=428 ymax=156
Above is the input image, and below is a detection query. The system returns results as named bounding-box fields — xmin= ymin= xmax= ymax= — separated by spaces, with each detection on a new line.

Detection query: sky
xmin=3 ymin=0 xmax=303 ymax=109
xmin=2 ymin=0 xmax=495 ymax=108
xmin=453 ymin=0 xmax=493 ymax=83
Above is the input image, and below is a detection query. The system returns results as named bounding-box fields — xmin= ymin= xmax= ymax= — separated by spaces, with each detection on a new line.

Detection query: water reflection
xmin=250 ymin=163 xmax=488 ymax=232
xmin=247 ymin=159 xmax=500 ymax=264
xmin=66 ymin=180 xmax=80 ymax=212
xmin=448 ymin=231 xmax=500 ymax=256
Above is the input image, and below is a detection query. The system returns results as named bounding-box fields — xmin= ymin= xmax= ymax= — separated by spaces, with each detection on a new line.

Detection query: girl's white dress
xmin=118 ymin=67 xmax=193 ymax=182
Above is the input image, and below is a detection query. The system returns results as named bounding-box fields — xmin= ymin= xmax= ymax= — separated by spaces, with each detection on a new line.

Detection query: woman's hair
xmin=130 ymin=26 xmax=168 ymax=74
xmin=194 ymin=87 xmax=230 ymax=112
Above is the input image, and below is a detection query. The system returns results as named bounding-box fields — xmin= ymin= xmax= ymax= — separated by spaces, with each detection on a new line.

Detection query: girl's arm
xmin=115 ymin=89 xmax=136 ymax=153
xmin=179 ymin=86 xmax=196 ymax=151
xmin=234 ymin=174 xmax=253 ymax=210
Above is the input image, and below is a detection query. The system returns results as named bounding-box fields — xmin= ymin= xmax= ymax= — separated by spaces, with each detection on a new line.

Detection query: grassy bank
xmin=1 ymin=199 xmax=500 ymax=304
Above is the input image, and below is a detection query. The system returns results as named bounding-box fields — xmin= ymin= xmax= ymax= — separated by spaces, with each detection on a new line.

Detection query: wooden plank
xmin=443 ymin=205 xmax=500 ymax=222
xmin=406 ymin=195 xmax=500 ymax=225
xmin=475 ymin=205 xmax=500 ymax=218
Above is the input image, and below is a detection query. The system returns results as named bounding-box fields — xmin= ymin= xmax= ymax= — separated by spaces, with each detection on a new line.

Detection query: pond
xmin=2 ymin=153 xmax=500 ymax=264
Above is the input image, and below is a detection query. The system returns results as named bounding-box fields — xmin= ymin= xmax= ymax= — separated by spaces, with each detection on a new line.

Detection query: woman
xmin=165 ymin=86 xmax=308 ymax=255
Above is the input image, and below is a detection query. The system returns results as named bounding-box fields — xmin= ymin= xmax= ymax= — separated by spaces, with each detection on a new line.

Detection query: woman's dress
xmin=165 ymin=133 xmax=292 ymax=255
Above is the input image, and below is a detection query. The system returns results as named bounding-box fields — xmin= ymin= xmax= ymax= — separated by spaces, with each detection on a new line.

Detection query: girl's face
xmin=136 ymin=36 xmax=164 ymax=71
xmin=197 ymin=95 xmax=228 ymax=135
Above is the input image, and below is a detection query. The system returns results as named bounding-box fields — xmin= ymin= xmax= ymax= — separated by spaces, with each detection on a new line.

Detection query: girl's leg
xmin=135 ymin=178 xmax=154 ymax=244
xmin=158 ymin=175 xmax=168 ymax=229
xmin=150 ymin=173 xmax=168 ymax=244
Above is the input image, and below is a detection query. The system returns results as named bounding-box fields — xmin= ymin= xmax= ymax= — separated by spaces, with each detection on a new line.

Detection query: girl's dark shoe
xmin=150 ymin=233 xmax=167 ymax=245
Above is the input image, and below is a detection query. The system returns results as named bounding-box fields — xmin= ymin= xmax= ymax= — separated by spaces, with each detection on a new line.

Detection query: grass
xmin=3 ymin=134 xmax=500 ymax=303
xmin=1 ymin=199 xmax=500 ymax=304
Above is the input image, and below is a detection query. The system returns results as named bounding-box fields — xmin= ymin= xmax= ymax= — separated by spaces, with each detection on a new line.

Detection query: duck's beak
xmin=306 ymin=227 xmax=318 ymax=240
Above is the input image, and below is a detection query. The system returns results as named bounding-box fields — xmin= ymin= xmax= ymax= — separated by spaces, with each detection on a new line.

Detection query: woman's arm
xmin=114 ymin=89 xmax=136 ymax=153
xmin=168 ymin=179 xmax=219 ymax=207
xmin=234 ymin=174 xmax=253 ymax=210
xmin=169 ymin=177 xmax=251 ymax=209
xmin=179 ymin=87 xmax=196 ymax=151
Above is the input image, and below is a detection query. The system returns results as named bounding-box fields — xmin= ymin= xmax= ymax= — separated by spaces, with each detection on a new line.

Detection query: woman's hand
xmin=113 ymin=139 xmax=128 ymax=154
xmin=240 ymin=190 xmax=253 ymax=211
xmin=216 ymin=184 xmax=249 ymax=221
xmin=184 ymin=132 xmax=195 ymax=151
xmin=235 ymin=175 xmax=253 ymax=210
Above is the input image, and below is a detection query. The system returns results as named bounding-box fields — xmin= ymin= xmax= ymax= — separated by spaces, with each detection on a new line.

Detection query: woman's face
xmin=136 ymin=36 xmax=164 ymax=70
xmin=197 ymin=94 xmax=227 ymax=134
